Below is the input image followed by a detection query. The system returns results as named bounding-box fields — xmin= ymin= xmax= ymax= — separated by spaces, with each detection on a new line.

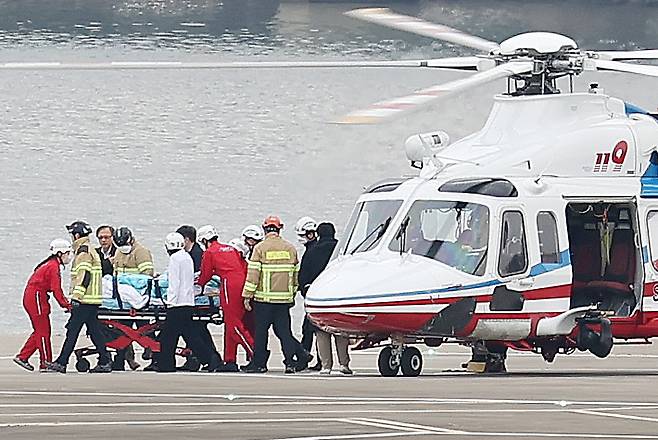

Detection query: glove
xmin=243 ymin=297 xmax=252 ymax=312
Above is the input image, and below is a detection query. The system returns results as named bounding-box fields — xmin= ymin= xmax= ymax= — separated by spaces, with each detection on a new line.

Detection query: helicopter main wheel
xmin=400 ymin=346 xmax=423 ymax=377
xmin=377 ymin=346 xmax=400 ymax=377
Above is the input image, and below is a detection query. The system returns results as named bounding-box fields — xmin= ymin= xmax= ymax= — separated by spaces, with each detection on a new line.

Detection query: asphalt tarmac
xmin=2 ymin=334 xmax=658 ymax=440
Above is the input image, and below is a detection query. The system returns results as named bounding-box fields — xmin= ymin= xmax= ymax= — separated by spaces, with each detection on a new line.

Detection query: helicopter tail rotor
xmin=334 ymin=61 xmax=532 ymax=125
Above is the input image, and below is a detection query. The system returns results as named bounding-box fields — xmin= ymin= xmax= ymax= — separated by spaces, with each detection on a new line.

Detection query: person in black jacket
xmin=95 ymin=225 xmax=116 ymax=277
xmin=298 ymin=223 xmax=353 ymax=375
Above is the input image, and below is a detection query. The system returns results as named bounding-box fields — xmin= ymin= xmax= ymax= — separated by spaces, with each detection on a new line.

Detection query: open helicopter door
xmin=640 ymin=204 xmax=658 ymax=317
xmin=565 ymin=199 xmax=643 ymax=319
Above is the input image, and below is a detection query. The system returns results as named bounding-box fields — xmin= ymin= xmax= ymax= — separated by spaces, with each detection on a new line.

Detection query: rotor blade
xmin=593 ymin=49 xmax=658 ymax=61
xmin=345 ymin=8 xmax=500 ymax=54
xmin=335 ymin=61 xmax=532 ymax=125
xmin=0 ymin=58 xmax=481 ymax=71
xmin=594 ymin=59 xmax=658 ymax=77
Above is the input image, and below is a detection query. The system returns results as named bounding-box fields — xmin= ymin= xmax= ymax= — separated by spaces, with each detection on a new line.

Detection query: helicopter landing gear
xmin=377 ymin=344 xmax=423 ymax=377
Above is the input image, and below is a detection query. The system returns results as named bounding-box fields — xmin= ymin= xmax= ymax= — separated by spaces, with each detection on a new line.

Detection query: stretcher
xmin=73 ymin=274 xmax=222 ymax=372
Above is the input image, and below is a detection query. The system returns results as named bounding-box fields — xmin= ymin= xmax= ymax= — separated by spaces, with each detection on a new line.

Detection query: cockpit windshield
xmin=338 ymin=199 xmax=404 ymax=256
xmin=389 ymin=200 xmax=489 ymax=276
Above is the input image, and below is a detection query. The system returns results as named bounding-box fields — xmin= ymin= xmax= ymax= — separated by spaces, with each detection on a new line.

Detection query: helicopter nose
xmin=305 ymin=254 xmax=453 ymax=335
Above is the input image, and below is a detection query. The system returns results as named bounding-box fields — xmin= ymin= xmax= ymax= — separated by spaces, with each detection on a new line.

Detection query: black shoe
xmin=285 ymin=365 xmax=296 ymax=374
xmin=308 ymin=362 xmax=322 ymax=372
xmin=13 ymin=357 xmax=34 ymax=372
xmin=295 ymin=351 xmax=313 ymax=372
xmin=44 ymin=361 xmax=66 ymax=374
xmin=242 ymin=363 xmax=267 ymax=374
xmin=89 ymin=362 xmax=112 ymax=373
xmin=214 ymin=362 xmax=239 ymax=372
xmin=207 ymin=354 xmax=223 ymax=372
xmin=144 ymin=362 xmax=159 ymax=371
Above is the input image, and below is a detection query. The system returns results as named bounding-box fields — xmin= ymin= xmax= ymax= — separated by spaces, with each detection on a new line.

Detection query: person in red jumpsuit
xmin=197 ymin=225 xmax=254 ymax=372
xmin=14 ymin=239 xmax=72 ymax=371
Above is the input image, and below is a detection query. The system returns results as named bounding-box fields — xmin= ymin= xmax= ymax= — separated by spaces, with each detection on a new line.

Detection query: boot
xmin=214 ymin=362 xmax=239 ymax=372
xmin=89 ymin=362 xmax=112 ymax=373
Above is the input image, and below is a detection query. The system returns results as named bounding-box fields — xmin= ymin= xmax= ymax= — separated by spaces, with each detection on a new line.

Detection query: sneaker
xmin=285 ymin=365 xmax=296 ymax=374
xmin=309 ymin=362 xmax=322 ymax=372
xmin=13 ymin=357 xmax=34 ymax=372
xmin=339 ymin=365 xmax=353 ymax=375
xmin=127 ymin=360 xmax=141 ymax=371
xmin=89 ymin=363 xmax=112 ymax=373
xmin=214 ymin=362 xmax=239 ymax=373
xmin=242 ymin=363 xmax=268 ymax=374
xmin=44 ymin=361 xmax=66 ymax=374
xmin=319 ymin=368 xmax=331 ymax=375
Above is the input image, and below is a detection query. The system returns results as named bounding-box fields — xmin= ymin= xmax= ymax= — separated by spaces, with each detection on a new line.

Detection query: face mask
xmin=118 ymin=245 xmax=132 ymax=254
xmin=297 ymin=235 xmax=308 ymax=244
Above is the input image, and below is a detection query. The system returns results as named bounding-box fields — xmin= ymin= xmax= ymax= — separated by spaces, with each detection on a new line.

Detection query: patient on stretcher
xmin=101 ymin=274 xmax=220 ymax=310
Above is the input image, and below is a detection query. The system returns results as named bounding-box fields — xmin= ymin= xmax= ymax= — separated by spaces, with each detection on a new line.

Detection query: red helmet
xmin=262 ymin=215 xmax=283 ymax=229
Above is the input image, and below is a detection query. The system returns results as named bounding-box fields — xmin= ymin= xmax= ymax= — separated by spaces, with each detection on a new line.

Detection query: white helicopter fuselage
xmin=306 ymin=92 xmax=658 ymax=352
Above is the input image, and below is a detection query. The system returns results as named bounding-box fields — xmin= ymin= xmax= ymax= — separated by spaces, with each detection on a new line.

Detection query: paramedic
xmin=176 ymin=224 xmax=221 ymax=369
xmin=295 ymin=216 xmax=321 ymax=370
xmin=46 ymin=221 xmax=111 ymax=373
xmin=112 ymin=226 xmax=154 ymax=370
xmin=157 ymin=232 xmax=221 ymax=372
xmin=197 ymin=225 xmax=254 ymax=372
xmin=241 ymin=216 xmax=311 ymax=374
xmin=14 ymin=239 xmax=72 ymax=372
xmin=241 ymin=225 xmax=265 ymax=259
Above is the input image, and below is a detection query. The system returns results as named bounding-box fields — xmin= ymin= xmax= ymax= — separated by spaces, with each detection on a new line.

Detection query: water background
xmin=3 ymin=0 xmax=658 ymax=333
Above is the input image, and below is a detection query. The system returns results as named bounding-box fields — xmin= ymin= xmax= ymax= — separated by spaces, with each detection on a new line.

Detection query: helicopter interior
xmin=567 ymin=202 xmax=641 ymax=317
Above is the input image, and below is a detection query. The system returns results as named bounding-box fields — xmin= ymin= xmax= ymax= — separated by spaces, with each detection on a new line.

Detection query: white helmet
xmin=241 ymin=224 xmax=264 ymax=241
xmin=295 ymin=216 xmax=318 ymax=236
xmin=198 ymin=225 xmax=219 ymax=243
xmin=50 ymin=238 xmax=72 ymax=256
xmin=228 ymin=238 xmax=250 ymax=258
xmin=164 ymin=232 xmax=185 ymax=251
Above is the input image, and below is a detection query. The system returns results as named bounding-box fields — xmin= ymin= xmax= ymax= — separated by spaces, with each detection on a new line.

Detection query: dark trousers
xmin=56 ymin=302 xmax=110 ymax=366
xmin=184 ymin=322 xmax=220 ymax=360
xmin=252 ymin=302 xmax=300 ymax=368
xmin=301 ymin=315 xmax=317 ymax=353
xmin=157 ymin=306 xmax=212 ymax=372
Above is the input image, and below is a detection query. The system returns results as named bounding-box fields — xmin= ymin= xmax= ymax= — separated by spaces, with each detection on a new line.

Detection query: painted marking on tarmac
xmin=4 ymin=390 xmax=658 ymax=408
xmin=573 ymin=409 xmax=658 ymax=424
xmin=340 ymin=418 xmax=431 ymax=433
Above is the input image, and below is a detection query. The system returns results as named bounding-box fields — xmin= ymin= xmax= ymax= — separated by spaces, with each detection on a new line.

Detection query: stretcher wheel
xmin=75 ymin=358 xmax=90 ymax=372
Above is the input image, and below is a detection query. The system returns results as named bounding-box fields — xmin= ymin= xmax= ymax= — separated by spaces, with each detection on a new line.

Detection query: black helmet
xmin=66 ymin=221 xmax=92 ymax=237
xmin=112 ymin=226 xmax=133 ymax=247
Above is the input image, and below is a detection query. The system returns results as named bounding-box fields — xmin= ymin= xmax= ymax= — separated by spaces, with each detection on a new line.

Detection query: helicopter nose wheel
xmin=377 ymin=345 xmax=424 ymax=377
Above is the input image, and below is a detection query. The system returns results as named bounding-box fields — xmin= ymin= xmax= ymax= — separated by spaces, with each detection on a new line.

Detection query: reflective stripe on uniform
xmin=265 ymin=250 xmax=291 ymax=260
xmin=244 ymin=281 xmax=258 ymax=292
xmin=137 ymin=261 xmax=154 ymax=273
xmin=247 ymin=261 xmax=262 ymax=270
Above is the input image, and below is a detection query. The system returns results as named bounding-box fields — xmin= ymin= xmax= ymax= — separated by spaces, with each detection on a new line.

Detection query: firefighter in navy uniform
xmin=241 ymin=216 xmax=312 ymax=374
xmin=45 ymin=221 xmax=111 ymax=373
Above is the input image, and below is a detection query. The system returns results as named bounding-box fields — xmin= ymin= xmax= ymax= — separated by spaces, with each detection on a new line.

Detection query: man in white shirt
xmin=156 ymin=232 xmax=221 ymax=372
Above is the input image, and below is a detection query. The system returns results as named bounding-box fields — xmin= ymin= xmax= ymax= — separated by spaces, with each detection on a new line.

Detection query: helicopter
xmin=299 ymin=8 xmax=658 ymax=376
xmin=6 ymin=7 xmax=658 ymax=377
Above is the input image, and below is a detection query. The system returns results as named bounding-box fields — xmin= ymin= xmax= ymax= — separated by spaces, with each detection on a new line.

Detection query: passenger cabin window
xmin=498 ymin=211 xmax=528 ymax=277
xmin=537 ymin=212 xmax=560 ymax=264
xmin=389 ymin=200 xmax=489 ymax=276
xmin=647 ymin=211 xmax=658 ymax=271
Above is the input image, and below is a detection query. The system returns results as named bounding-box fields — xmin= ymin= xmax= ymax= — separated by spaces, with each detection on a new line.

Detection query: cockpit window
xmin=389 ymin=200 xmax=489 ymax=276
xmin=338 ymin=199 xmax=404 ymax=256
